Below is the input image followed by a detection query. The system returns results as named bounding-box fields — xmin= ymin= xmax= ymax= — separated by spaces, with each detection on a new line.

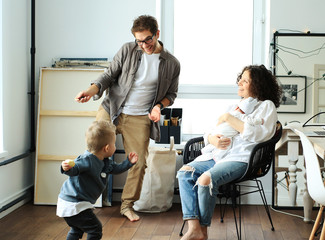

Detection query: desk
xmin=275 ymin=123 xmax=325 ymax=222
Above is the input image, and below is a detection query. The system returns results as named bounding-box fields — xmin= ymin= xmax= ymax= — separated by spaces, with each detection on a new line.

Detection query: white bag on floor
xmin=134 ymin=137 xmax=177 ymax=213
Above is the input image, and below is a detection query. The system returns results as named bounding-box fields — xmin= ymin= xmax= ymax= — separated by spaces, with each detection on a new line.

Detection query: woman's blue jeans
xmin=177 ymin=159 xmax=247 ymax=226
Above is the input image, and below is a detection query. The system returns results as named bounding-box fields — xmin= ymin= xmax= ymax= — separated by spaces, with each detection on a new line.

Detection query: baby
xmin=201 ymin=97 xmax=263 ymax=160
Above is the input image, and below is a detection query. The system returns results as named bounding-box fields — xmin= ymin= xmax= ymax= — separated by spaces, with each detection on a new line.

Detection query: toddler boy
xmin=56 ymin=120 xmax=138 ymax=240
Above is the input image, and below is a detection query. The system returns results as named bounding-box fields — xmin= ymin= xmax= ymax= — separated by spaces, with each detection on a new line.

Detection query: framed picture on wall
xmin=277 ymin=75 xmax=306 ymax=113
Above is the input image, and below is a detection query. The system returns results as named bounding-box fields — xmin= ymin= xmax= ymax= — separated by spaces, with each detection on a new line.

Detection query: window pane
xmin=172 ymin=98 xmax=239 ymax=134
xmin=174 ymin=0 xmax=253 ymax=85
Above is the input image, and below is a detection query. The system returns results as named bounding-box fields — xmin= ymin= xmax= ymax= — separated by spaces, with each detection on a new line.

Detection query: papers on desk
xmin=286 ymin=122 xmax=325 ymax=137
xmin=303 ymin=130 xmax=325 ymax=137
xmin=303 ymin=124 xmax=325 ymax=137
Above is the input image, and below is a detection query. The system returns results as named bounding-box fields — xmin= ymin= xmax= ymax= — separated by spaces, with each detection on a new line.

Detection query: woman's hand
xmin=208 ymin=134 xmax=231 ymax=150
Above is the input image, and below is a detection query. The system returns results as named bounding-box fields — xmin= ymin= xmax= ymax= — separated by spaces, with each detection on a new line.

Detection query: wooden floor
xmin=0 ymin=201 xmax=319 ymax=240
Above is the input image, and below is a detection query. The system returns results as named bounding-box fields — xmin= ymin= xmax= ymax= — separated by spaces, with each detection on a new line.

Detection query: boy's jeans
xmin=64 ymin=209 xmax=102 ymax=240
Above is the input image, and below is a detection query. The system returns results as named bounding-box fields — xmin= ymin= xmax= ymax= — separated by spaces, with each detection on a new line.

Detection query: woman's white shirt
xmin=195 ymin=100 xmax=278 ymax=164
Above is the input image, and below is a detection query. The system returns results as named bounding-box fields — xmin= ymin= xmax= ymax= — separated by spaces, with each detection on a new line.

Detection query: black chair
xmin=179 ymin=121 xmax=283 ymax=240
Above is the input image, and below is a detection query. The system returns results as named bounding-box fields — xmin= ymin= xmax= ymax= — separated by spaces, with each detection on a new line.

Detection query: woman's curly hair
xmin=236 ymin=65 xmax=282 ymax=108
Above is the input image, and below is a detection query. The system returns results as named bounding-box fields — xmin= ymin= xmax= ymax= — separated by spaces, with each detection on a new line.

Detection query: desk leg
xmin=303 ymin=170 xmax=314 ymax=222
xmin=274 ymin=155 xmax=279 ymax=206
xmin=274 ymin=172 xmax=278 ymax=206
xmin=288 ymin=141 xmax=298 ymax=206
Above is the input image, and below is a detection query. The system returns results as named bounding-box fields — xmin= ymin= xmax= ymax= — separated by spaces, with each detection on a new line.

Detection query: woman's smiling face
xmin=237 ymin=70 xmax=252 ymax=99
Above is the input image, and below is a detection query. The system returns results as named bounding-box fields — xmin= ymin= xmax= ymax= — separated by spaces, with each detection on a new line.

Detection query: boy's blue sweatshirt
xmin=59 ymin=150 xmax=133 ymax=204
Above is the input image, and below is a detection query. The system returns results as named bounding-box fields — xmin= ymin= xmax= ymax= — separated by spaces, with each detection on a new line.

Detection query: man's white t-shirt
xmin=122 ymin=53 xmax=160 ymax=115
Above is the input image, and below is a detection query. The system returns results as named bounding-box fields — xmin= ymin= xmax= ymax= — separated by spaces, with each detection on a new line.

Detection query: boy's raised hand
xmin=128 ymin=152 xmax=138 ymax=164
xmin=62 ymin=159 xmax=75 ymax=171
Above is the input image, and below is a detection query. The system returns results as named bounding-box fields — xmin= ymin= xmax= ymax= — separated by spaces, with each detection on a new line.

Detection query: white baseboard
xmin=0 ymin=186 xmax=33 ymax=219
xmin=0 ymin=198 xmax=30 ymax=219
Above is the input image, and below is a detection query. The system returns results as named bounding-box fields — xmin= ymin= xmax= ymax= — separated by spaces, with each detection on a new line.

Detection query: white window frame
xmin=0 ymin=0 xmax=8 ymax=159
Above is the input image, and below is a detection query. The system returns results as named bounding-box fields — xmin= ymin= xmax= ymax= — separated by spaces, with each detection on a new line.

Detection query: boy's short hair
xmin=131 ymin=15 xmax=158 ymax=36
xmin=86 ymin=120 xmax=116 ymax=153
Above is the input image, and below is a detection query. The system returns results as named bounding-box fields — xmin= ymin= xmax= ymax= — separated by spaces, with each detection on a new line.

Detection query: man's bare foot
xmin=122 ymin=210 xmax=140 ymax=222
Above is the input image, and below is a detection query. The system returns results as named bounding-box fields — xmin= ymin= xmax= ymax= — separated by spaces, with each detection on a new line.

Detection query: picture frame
xmin=277 ymin=75 xmax=306 ymax=113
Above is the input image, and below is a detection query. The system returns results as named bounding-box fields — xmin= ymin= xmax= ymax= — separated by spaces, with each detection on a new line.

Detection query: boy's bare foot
xmin=123 ymin=210 xmax=140 ymax=222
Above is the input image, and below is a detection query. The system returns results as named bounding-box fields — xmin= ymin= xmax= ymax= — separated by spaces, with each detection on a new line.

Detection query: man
xmin=75 ymin=15 xmax=180 ymax=222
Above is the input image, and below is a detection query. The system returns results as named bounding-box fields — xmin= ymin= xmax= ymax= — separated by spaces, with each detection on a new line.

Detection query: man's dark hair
xmin=131 ymin=15 xmax=158 ymax=36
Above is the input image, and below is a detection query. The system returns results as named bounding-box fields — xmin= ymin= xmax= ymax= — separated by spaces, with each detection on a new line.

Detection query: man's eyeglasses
xmin=135 ymin=34 xmax=156 ymax=46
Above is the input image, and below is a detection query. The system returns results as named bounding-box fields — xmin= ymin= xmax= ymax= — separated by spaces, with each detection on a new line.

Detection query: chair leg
xmin=310 ymin=205 xmax=324 ymax=240
xmin=220 ymin=197 xmax=224 ymax=223
xmin=319 ymin=211 xmax=325 ymax=240
xmin=220 ymin=196 xmax=228 ymax=223
xmin=179 ymin=220 xmax=186 ymax=236
xmin=256 ymin=179 xmax=275 ymax=231
xmin=231 ymin=185 xmax=241 ymax=240
xmin=239 ymin=186 xmax=241 ymax=240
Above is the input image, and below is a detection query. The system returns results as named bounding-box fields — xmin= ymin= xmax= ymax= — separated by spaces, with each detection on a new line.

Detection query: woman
xmin=177 ymin=65 xmax=281 ymax=240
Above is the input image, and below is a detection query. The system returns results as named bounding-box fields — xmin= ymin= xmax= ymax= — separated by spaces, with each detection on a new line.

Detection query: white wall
xmin=36 ymin=0 xmax=157 ymax=76
xmin=265 ymin=0 xmax=325 ymax=206
xmin=270 ymin=0 xmax=325 ymax=125
xmin=0 ymin=0 xmax=34 ymax=218
xmin=3 ymin=0 xmax=325 ymax=217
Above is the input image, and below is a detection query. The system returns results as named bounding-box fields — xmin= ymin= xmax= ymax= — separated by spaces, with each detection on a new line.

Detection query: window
xmin=171 ymin=0 xmax=265 ymax=135
xmin=174 ymin=0 xmax=253 ymax=85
